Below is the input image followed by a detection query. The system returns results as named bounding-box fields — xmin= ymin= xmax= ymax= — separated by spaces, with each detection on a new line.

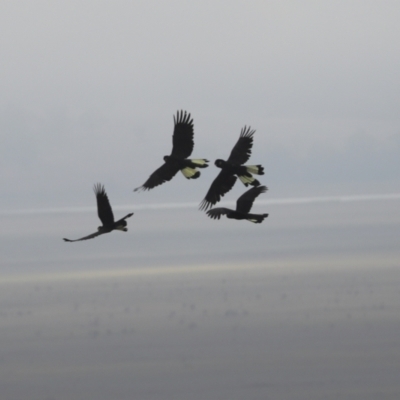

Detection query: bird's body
xmin=199 ymin=126 xmax=264 ymax=211
xmin=206 ymin=185 xmax=268 ymax=224
xmin=134 ymin=110 xmax=208 ymax=192
xmin=63 ymin=184 xmax=133 ymax=242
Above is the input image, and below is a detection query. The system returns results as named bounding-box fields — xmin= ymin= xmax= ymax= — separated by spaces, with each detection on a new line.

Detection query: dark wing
xmin=63 ymin=231 xmax=104 ymax=242
xmin=134 ymin=163 xmax=180 ymax=192
xmin=199 ymin=170 xmax=237 ymax=211
xmin=94 ymin=183 xmax=114 ymax=226
xmin=236 ymin=185 xmax=268 ymax=214
xmin=170 ymin=110 xmax=194 ymax=159
xmin=206 ymin=207 xmax=232 ymax=220
xmin=227 ymin=126 xmax=256 ymax=165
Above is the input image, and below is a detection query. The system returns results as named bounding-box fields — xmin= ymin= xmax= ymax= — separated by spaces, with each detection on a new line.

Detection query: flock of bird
xmin=63 ymin=110 xmax=268 ymax=242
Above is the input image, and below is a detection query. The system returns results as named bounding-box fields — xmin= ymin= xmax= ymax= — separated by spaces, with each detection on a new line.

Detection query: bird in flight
xmin=206 ymin=185 xmax=268 ymax=223
xmin=134 ymin=110 xmax=209 ymax=192
xmin=199 ymin=126 xmax=264 ymax=211
xmin=63 ymin=183 xmax=134 ymax=242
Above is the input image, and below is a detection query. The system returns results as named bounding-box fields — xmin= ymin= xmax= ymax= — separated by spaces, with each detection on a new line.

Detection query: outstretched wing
xmin=94 ymin=183 xmax=114 ymax=226
xmin=63 ymin=231 xmax=104 ymax=242
xmin=206 ymin=207 xmax=231 ymax=220
xmin=236 ymin=185 xmax=268 ymax=214
xmin=170 ymin=110 xmax=194 ymax=159
xmin=199 ymin=170 xmax=237 ymax=211
xmin=227 ymin=126 xmax=256 ymax=165
xmin=134 ymin=163 xmax=180 ymax=192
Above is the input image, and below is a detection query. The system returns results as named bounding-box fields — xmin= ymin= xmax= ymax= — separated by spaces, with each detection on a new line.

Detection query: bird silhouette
xmin=199 ymin=126 xmax=264 ymax=211
xmin=63 ymin=183 xmax=133 ymax=242
xmin=206 ymin=185 xmax=268 ymax=223
xmin=134 ymin=110 xmax=208 ymax=192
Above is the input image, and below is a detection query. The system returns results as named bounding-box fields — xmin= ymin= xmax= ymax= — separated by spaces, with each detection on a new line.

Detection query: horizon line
xmin=1 ymin=192 xmax=400 ymax=216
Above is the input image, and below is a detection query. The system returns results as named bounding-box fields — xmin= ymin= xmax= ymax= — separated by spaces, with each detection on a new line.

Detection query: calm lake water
xmin=0 ymin=195 xmax=399 ymax=400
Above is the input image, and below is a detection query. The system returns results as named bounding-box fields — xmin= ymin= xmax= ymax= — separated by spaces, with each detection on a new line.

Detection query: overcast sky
xmin=1 ymin=1 xmax=399 ymax=210
xmin=1 ymin=5 xmax=400 ymax=396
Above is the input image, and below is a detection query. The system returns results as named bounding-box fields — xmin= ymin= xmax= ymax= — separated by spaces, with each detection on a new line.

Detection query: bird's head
xmin=215 ymin=159 xmax=225 ymax=168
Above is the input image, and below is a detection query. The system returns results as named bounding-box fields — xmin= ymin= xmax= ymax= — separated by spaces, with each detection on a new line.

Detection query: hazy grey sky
xmin=2 ymin=5 xmax=400 ymax=398
xmin=1 ymin=1 xmax=399 ymax=209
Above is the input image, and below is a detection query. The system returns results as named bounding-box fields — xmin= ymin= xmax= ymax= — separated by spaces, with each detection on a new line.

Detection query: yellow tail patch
xmin=246 ymin=165 xmax=260 ymax=174
xmin=181 ymin=167 xmax=199 ymax=178
xmin=239 ymin=175 xmax=255 ymax=185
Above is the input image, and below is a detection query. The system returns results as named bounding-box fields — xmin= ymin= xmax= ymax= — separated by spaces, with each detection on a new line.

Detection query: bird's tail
xmin=180 ymin=159 xmax=209 ymax=179
xmin=114 ymin=213 xmax=134 ymax=231
xmin=238 ymin=165 xmax=264 ymax=186
xmin=245 ymin=164 xmax=264 ymax=175
xmin=190 ymin=159 xmax=209 ymax=168
xmin=246 ymin=213 xmax=268 ymax=223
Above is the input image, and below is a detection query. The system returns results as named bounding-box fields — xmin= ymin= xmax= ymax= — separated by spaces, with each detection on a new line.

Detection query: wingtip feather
xmin=240 ymin=125 xmax=256 ymax=138
xmin=134 ymin=186 xmax=147 ymax=192
xmin=199 ymin=199 xmax=211 ymax=211
xmin=174 ymin=109 xmax=192 ymax=126
xmin=93 ymin=182 xmax=104 ymax=192
xmin=206 ymin=209 xmax=222 ymax=220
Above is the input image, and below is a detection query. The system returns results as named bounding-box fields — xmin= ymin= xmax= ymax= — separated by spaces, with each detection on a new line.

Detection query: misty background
xmin=1 ymin=1 xmax=400 ymax=400
xmin=1 ymin=1 xmax=399 ymax=209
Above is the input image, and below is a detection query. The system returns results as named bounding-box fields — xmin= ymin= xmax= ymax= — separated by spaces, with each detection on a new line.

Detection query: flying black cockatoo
xmin=199 ymin=126 xmax=264 ymax=211
xmin=63 ymin=183 xmax=133 ymax=242
xmin=134 ymin=110 xmax=208 ymax=192
xmin=206 ymin=185 xmax=268 ymax=223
